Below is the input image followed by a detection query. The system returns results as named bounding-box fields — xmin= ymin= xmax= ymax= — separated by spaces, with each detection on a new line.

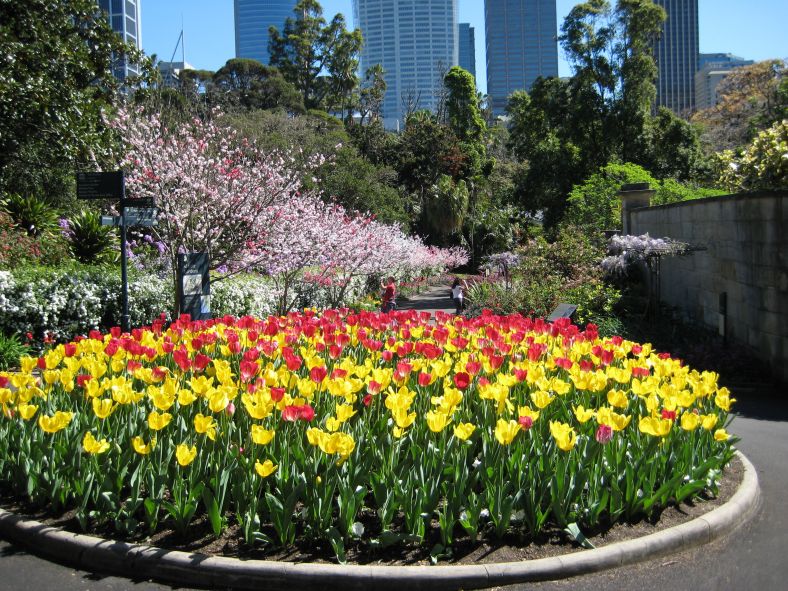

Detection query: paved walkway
xmin=397 ymin=283 xmax=458 ymax=316
xmin=0 ymin=293 xmax=785 ymax=590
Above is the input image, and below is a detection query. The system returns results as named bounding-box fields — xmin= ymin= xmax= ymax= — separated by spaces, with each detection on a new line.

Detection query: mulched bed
xmin=0 ymin=456 xmax=743 ymax=566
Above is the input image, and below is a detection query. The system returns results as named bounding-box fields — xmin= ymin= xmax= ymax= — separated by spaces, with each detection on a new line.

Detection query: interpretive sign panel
xmin=76 ymin=171 xmax=124 ymax=200
xmin=123 ymin=207 xmax=158 ymax=227
xmin=546 ymin=303 xmax=577 ymax=323
xmin=177 ymin=253 xmax=211 ymax=320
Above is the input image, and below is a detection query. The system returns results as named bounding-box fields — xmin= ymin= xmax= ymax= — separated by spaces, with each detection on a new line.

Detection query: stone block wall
xmin=629 ymin=191 xmax=787 ymax=383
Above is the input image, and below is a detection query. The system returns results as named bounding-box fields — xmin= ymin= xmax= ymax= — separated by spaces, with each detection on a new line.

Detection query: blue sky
xmin=142 ymin=0 xmax=787 ymax=93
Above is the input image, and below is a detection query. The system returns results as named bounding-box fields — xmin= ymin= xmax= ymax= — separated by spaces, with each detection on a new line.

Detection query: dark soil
xmin=0 ymin=456 xmax=743 ymax=566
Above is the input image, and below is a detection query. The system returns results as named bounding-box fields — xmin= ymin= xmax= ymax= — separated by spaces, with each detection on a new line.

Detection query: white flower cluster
xmin=601 ymin=233 xmax=690 ymax=276
xmin=480 ymin=251 xmax=521 ymax=274
xmin=0 ymin=268 xmax=171 ymax=343
xmin=210 ymin=274 xmax=278 ymax=318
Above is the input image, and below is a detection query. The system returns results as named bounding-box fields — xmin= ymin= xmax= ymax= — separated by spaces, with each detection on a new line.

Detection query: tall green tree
xmin=209 ymin=58 xmax=304 ymax=112
xmin=507 ymin=1 xmax=674 ymax=228
xmin=0 ymin=0 xmax=150 ymax=195
xmin=356 ymin=64 xmax=387 ymax=125
xmin=268 ymin=0 xmax=362 ymax=112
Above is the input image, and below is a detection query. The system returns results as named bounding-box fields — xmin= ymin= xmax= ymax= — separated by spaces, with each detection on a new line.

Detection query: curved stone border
xmin=0 ymin=451 xmax=759 ymax=590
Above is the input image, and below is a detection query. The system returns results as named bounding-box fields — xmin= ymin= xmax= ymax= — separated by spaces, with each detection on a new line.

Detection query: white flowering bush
xmin=210 ymin=273 xmax=278 ymax=318
xmin=0 ymin=267 xmax=171 ymax=345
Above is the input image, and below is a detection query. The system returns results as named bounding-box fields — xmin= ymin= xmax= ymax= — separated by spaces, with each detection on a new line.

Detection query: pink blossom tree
xmin=111 ymin=107 xmax=319 ymax=283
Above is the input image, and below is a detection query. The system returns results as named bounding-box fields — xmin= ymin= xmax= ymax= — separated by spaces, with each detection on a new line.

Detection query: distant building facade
xmin=99 ymin=0 xmax=142 ymax=80
xmin=458 ymin=23 xmax=476 ymax=81
xmin=694 ymin=54 xmax=754 ymax=110
xmin=485 ymin=0 xmax=558 ymax=118
xmin=234 ymin=0 xmax=295 ymax=65
xmin=653 ymin=0 xmax=699 ymax=114
xmin=353 ymin=0 xmax=459 ymax=130
xmin=157 ymin=61 xmax=195 ymax=88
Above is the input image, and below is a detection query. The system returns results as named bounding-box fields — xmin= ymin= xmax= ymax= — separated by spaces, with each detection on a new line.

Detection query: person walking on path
xmin=381 ymin=276 xmax=397 ymax=313
xmin=451 ymin=277 xmax=465 ymax=315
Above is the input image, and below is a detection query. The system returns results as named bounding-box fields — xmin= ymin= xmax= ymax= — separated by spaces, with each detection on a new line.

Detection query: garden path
xmin=397 ymin=283 xmax=457 ymax=316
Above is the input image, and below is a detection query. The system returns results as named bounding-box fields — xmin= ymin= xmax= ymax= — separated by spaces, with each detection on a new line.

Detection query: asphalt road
xmin=0 ymin=301 xmax=785 ymax=590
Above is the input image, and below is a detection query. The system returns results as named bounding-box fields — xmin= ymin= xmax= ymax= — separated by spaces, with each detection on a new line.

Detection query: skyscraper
xmin=353 ymin=0 xmax=459 ymax=130
xmin=459 ymin=23 xmax=476 ymax=81
xmin=98 ymin=0 xmax=142 ymax=80
xmin=653 ymin=0 xmax=699 ymax=114
xmin=234 ymin=0 xmax=295 ymax=65
xmin=485 ymin=0 xmax=558 ymax=118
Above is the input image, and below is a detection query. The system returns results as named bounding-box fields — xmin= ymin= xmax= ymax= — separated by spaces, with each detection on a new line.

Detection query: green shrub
xmin=466 ymin=227 xmax=621 ymax=327
xmin=0 ymin=212 xmax=70 ymax=269
xmin=0 ymin=194 xmax=59 ymax=236
xmin=0 ymin=332 xmax=29 ymax=370
xmin=64 ymin=209 xmax=117 ymax=264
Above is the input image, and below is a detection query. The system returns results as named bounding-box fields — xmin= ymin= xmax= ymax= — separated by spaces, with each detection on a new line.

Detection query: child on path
xmin=381 ymin=276 xmax=396 ymax=313
xmin=451 ymin=277 xmax=465 ymax=315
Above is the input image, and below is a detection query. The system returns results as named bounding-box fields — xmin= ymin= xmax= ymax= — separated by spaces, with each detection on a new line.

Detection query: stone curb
xmin=0 ymin=451 xmax=759 ymax=590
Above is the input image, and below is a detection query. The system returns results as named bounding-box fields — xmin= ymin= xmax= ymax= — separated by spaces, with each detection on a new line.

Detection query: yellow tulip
xmin=531 ymin=390 xmax=554 ymax=409
xmin=194 ymin=413 xmax=217 ymax=441
xmin=606 ymin=389 xmax=629 ymax=409
xmin=306 ymin=427 xmax=323 ymax=446
xmin=251 ymin=425 xmax=276 ymax=445
xmin=680 ymin=412 xmax=701 ymax=431
xmin=255 ymin=459 xmax=278 ymax=478
xmin=494 ymin=418 xmax=520 ymax=445
xmin=92 ymin=398 xmax=115 ymax=419
xmin=517 ymin=405 xmax=540 ymax=422
xmin=701 ymin=414 xmax=719 ymax=430
xmin=453 ymin=422 xmax=476 ymax=441
xmin=20 ymin=356 xmax=38 ymax=374
xmin=326 ymin=416 xmax=341 ymax=432
xmin=714 ymin=388 xmax=735 ymax=412
xmin=175 ymin=443 xmax=197 ymax=467
xmin=131 ymin=436 xmax=156 ymax=455
xmin=714 ymin=428 xmax=730 ymax=442
xmin=82 ymin=431 xmax=110 ymax=455
xmin=426 ymin=409 xmax=451 ymax=433
xmin=392 ymin=408 xmax=416 ymax=429
xmin=148 ymin=411 xmax=172 ymax=431
xmin=549 ymin=421 xmax=577 ymax=452
xmin=639 ymin=416 xmax=672 ymax=437
xmin=335 ymin=403 xmax=357 ymax=423
xmin=178 ymin=388 xmax=197 ymax=406
xmin=573 ymin=405 xmax=595 ymax=423
xmin=17 ymin=403 xmax=38 ymax=420
xmin=190 ymin=375 xmax=215 ymax=396
xmin=595 ymin=406 xmax=631 ymax=431
xmin=208 ymin=389 xmax=230 ymax=413
xmin=38 ymin=411 xmax=72 ymax=434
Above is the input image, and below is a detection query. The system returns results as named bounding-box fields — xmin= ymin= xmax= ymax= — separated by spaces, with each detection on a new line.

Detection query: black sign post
xmin=177 ymin=253 xmax=211 ymax=321
xmin=76 ymin=170 xmax=153 ymax=333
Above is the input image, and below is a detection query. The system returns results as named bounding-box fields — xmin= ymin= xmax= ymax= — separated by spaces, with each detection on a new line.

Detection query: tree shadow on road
xmin=730 ymin=385 xmax=788 ymax=422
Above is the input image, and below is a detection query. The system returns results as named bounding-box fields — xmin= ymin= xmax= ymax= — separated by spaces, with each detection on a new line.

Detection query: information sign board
xmin=76 ymin=171 xmax=124 ymax=200
xmin=177 ymin=253 xmax=211 ymax=320
xmin=546 ymin=303 xmax=577 ymax=323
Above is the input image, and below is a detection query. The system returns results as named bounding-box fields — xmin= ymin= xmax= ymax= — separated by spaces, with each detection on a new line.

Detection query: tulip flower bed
xmin=0 ymin=310 xmax=736 ymax=561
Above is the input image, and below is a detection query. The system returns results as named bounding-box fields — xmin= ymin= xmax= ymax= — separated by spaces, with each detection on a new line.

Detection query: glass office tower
xmin=353 ymin=0 xmax=459 ymax=130
xmin=234 ymin=0 xmax=295 ymax=65
xmin=485 ymin=0 xmax=558 ymax=117
xmin=98 ymin=0 xmax=142 ymax=80
xmin=459 ymin=23 xmax=476 ymax=81
xmin=653 ymin=0 xmax=699 ymax=114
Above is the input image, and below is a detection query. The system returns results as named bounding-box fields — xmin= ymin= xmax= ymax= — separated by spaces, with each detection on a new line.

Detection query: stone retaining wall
xmin=628 ymin=191 xmax=787 ymax=383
